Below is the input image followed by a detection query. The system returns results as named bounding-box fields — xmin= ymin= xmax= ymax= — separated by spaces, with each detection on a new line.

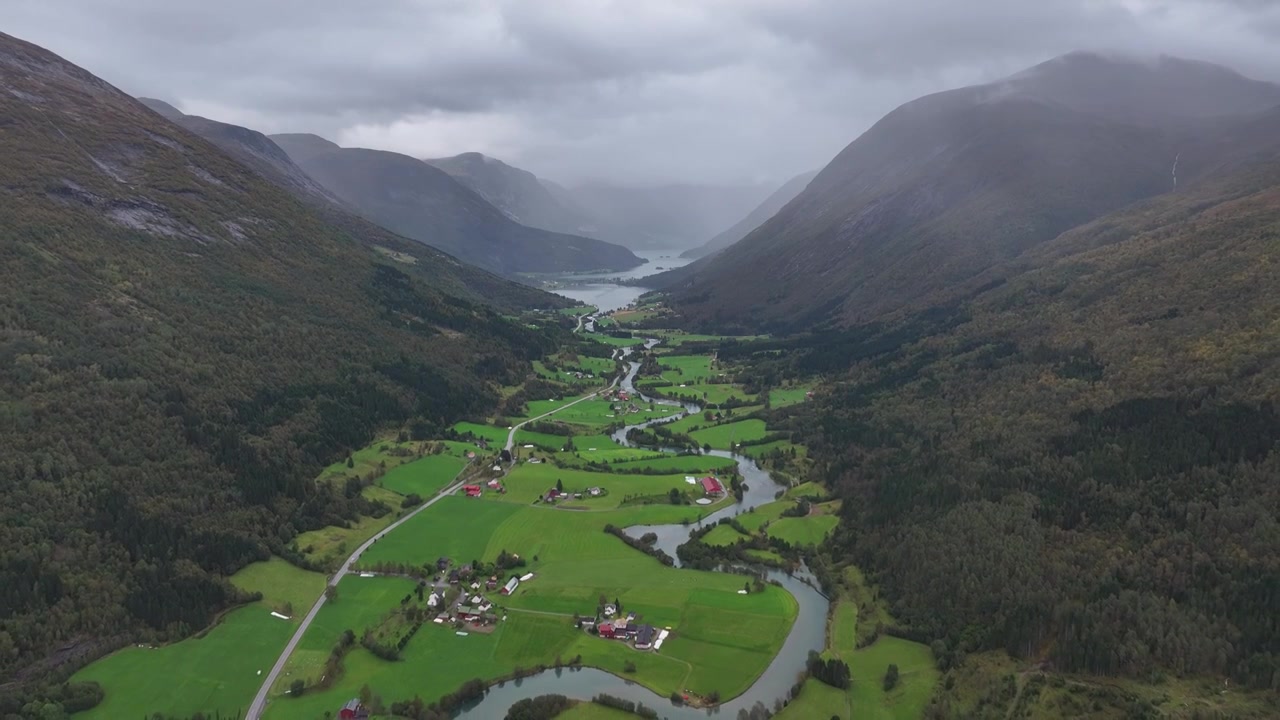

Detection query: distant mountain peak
xmin=137 ymin=96 xmax=183 ymax=120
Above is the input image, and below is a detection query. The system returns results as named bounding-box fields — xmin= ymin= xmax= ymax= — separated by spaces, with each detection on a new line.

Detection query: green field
xmin=734 ymin=500 xmax=792 ymax=531
xmin=498 ymin=464 xmax=704 ymax=508
xmin=609 ymin=454 xmax=737 ymax=474
xmin=647 ymin=330 xmax=766 ymax=346
xmin=377 ymin=454 xmax=467 ymax=497
xmin=293 ymin=511 xmax=398 ymax=568
xmin=357 ymin=495 xmax=522 ymax=568
xmin=658 ymin=355 xmax=716 ymax=382
xmin=589 ymin=333 xmax=646 ymax=347
xmin=451 ymin=421 xmax=509 ymax=444
xmin=847 ymin=637 xmax=939 ymax=720
xmin=767 ymin=513 xmax=838 ymax=546
xmin=689 ymin=419 xmax=768 ymax=449
xmin=774 ymin=678 xmax=851 ymax=719
xmin=768 ymin=386 xmax=812 ymax=407
xmin=517 ymin=398 xmax=681 ymax=429
xmin=316 ymin=437 xmax=427 ymax=484
xmin=515 ymin=427 xmax=572 ymax=450
xmin=73 ymin=560 xmax=324 ymax=720
xmin=785 ymin=481 xmax=826 ymax=499
xmin=559 ymin=305 xmax=597 ymax=316
xmin=702 ymin=523 xmax=747 ymax=547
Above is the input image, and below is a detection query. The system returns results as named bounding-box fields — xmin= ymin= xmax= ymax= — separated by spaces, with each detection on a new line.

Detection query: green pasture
xmin=498 ymin=464 xmax=700 ymax=508
xmin=377 ymin=454 xmax=467 ymax=497
xmin=768 ymin=386 xmax=812 ymax=407
xmin=357 ymin=495 xmax=521 ymax=569
xmin=555 ymin=701 xmax=639 ymax=719
xmin=72 ymin=560 xmax=324 ymax=720
xmin=657 ymin=355 xmax=716 ymax=382
xmin=774 ymin=678 xmax=851 ymax=719
xmin=451 ymin=421 xmax=509 ymax=444
xmin=768 ymin=513 xmax=838 ymax=546
xmin=689 ymin=419 xmax=768 ymax=449
xmin=609 ymin=454 xmax=737 ymax=474
xmin=702 ymin=524 xmax=747 ymax=547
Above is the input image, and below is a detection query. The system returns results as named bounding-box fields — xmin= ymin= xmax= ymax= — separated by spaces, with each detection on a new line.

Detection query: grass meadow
xmin=72 ymin=560 xmax=325 ymax=720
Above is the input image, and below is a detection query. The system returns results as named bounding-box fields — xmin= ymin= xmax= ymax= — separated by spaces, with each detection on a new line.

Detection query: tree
xmin=346 ymin=455 xmax=355 ymax=469
xmin=884 ymin=663 xmax=900 ymax=691
xmin=556 ymin=478 xmax=564 ymax=493
xmin=325 ymin=586 xmax=339 ymax=603
xmin=290 ymin=679 xmax=305 ymax=697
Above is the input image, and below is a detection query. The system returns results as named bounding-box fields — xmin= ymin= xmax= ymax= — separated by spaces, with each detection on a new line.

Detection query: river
xmin=545 ymin=250 xmax=694 ymax=313
xmin=455 ymin=343 xmax=829 ymax=718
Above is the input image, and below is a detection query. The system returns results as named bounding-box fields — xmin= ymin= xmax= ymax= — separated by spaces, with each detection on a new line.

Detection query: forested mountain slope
xmin=658 ymin=53 xmax=1280 ymax=332
xmin=680 ymin=169 xmax=818 ymax=259
xmin=271 ymin=135 xmax=643 ymax=276
xmin=0 ymin=31 xmax=563 ymax=684
xmin=136 ymin=102 xmax=554 ymax=310
xmin=743 ymin=154 xmax=1280 ymax=697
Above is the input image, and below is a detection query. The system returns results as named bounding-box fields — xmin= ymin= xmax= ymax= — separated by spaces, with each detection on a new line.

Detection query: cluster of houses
xmin=585 ymin=605 xmax=668 ymax=651
xmin=463 ymin=478 xmax=507 ymax=497
xmin=542 ymin=485 xmax=603 ymax=503
xmin=425 ymin=557 xmax=536 ymax=628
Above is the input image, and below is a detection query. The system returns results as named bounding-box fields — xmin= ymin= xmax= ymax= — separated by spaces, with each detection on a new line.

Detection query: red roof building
xmin=700 ymin=476 xmax=724 ymax=496
xmin=464 ymin=485 xmax=482 ymax=497
xmin=598 ymin=622 xmax=615 ymax=638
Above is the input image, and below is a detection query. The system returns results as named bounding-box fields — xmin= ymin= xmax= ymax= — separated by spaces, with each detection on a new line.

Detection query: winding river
xmin=455 ymin=343 xmax=830 ymax=717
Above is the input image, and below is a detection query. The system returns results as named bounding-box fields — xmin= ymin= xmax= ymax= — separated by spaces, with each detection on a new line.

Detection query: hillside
xmin=0 ymin=30 xmax=564 ymax=684
xmin=657 ymin=52 xmax=1280 ymax=332
xmin=728 ymin=153 xmax=1280 ymax=703
xmin=136 ymin=104 xmax=553 ymax=310
xmin=681 ymin=169 xmax=818 ymax=259
xmin=425 ymin=151 xmax=601 ymax=238
xmin=270 ymin=136 xmax=643 ymax=276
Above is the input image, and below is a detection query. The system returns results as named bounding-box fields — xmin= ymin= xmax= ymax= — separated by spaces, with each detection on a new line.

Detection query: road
xmin=504 ymin=374 xmax=618 ymax=453
xmin=245 ymin=467 xmax=471 ymax=719
xmin=249 ymin=379 xmax=620 ymax=719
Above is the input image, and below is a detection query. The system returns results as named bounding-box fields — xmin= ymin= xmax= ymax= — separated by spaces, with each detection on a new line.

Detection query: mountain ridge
xmin=656 ymin=51 xmax=1280 ymax=331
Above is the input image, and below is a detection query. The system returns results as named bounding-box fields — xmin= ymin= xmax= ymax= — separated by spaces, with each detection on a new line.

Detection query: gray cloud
xmin=5 ymin=0 xmax=1280 ymax=185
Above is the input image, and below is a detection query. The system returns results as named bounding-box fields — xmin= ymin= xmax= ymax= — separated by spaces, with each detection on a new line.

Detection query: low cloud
xmin=6 ymin=0 xmax=1280 ymax=185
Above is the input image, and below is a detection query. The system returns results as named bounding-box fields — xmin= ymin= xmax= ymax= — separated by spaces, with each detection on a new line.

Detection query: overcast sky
xmin=6 ymin=0 xmax=1280 ymax=185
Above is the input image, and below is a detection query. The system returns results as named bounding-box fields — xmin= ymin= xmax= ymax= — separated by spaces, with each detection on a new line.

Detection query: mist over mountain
xmin=656 ymin=52 xmax=1280 ymax=331
xmin=562 ymin=181 xmax=773 ymax=252
xmin=681 ymin=170 xmax=819 ymax=259
xmin=270 ymin=136 xmax=643 ymax=277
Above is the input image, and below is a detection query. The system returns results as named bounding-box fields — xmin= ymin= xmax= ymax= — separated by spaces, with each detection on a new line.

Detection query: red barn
xmin=700 ymin=476 xmax=724 ymax=496
xmin=598 ymin=622 xmax=615 ymax=638
xmin=464 ymin=484 xmax=482 ymax=497
xmin=339 ymin=698 xmax=369 ymax=719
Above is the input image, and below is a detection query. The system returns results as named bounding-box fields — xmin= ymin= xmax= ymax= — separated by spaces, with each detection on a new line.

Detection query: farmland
xmin=768 ymin=511 xmax=839 ymax=546
xmin=688 ymin=419 xmax=768 ymax=449
xmin=378 ymin=454 xmax=467 ymax=497
xmin=72 ymin=560 xmax=324 ymax=720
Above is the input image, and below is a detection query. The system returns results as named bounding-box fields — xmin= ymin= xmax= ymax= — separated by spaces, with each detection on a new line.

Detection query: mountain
xmin=425 ymin=152 xmax=601 ymax=237
xmin=0 ymin=30 xmax=566 ymax=683
xmin=134 ymin=104 xmax=546 ymax=308
xmin=270 ymin=136 xmax=643 ymax=276
xmin=655 ymin=52 xmax=1280 ymax=332
xmin=563 ymin=181 xmax=773 ymax=251
xmin=762 ymin=151 xmax=1280 ymax=703
xmin=681 ymin=170 xmax=819 ymax=259
xmin=139 ymin=99 xmax=345 ymax=208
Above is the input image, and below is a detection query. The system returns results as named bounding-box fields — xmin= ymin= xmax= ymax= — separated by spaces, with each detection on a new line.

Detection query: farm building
xmin=339 ymin=699 xmax=370 ymax=720
xmin=436 ymin=557 xmax=450 ymax=571
xmin=448 ymin=570 xmax=460 ymax=584
xmin=635 ymin=624 xmax=656 ymax=649
xmin=464 ymin=484 xmax=482 ymax=497
xmin=700 ymin=476 xmax=725 ymax=496
xmin=598 ymin=622 xmax=615 ymax=639
xmin=501 ymin=576 xmax=520 ymax=595
xmin=486 ymin=576 xmax=499 ymax=590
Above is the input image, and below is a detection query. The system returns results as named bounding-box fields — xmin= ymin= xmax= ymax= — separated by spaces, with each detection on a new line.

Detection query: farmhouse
xmin=598 ymin=621 xmax=615 ymax=638
xmin=635 ymin=624 xmax=657 ymax=649
xmin=486 ymin=576 xmax=499 ymax=590
xmin=339 ymin=698 xmax=370 ymax=720
xmin=436 ymin=557 xmax=450 ymax=571
xmin=700 ymin=476 xmax=725 ymax=497
xmin=464 ymin=484 xmax=483 ymax=497
xmin=501 ymin=576 xmax=520 ymax=595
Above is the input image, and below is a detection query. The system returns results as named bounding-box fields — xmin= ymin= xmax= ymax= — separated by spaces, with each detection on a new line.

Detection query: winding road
xmin=248 ymin=376 xmax=619 ymax=719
